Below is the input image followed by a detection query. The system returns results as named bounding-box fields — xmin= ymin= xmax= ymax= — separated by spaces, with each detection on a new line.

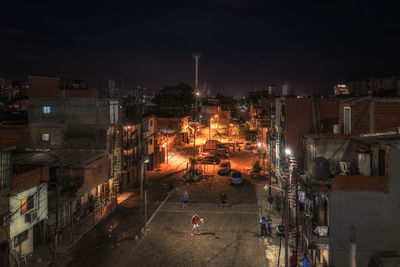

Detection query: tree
xmin=154 ymin=83 xmax=194 ymax=108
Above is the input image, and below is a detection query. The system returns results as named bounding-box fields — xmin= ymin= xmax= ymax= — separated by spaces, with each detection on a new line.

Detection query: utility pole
xmin=192 ymin=128 xmax=196 ymax=176
xmin=192 ymin=53 xmax=201 ymax=121
xmin=350 ymin=227 xmax=357 ymax=267
xmin=295 ymin=173 xmax=299 ymax=260
xmin=284 ymin=180 xmax=289 ymax=267
xmin=54 ymin=161 xmax=62 ymax=265
xmin=166 ymin=135 xmax=169 ymax=164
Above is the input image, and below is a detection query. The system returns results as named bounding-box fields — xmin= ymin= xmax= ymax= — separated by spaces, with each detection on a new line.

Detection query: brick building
xmin=9 ymin=165 xmax=49 ymax=259
xmin=339 ymin=97 xmax=400 ymax=135
xmin=278 ymin=97 xmax=341 ymax=158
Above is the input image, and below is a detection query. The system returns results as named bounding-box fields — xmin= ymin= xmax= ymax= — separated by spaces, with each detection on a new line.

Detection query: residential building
xmin=9 ymin=165 xmax=48 ymax=258
xmin=0 ymin=145 xmax=13 ymax=267
xmin=347 ymin=76 xmax=400 ymax=96
xmin=12 ymin=150 xmax=115 ymax=245
xmin=26 ymin=74 xmax=124 ymax=192
xmin=142 ymin=116 xmax=158 ymax=170
xmin=339 ymin=97 xmax=400 ymax=135
xmin=328 ymin=136 xmax=400 ymax=267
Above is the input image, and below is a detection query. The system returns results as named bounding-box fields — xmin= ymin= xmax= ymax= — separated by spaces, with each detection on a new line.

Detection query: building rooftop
xmin=13 ymin=150 xmax=107 ymax=168
xmin=0 ymin=144 xmax=15 ymax=151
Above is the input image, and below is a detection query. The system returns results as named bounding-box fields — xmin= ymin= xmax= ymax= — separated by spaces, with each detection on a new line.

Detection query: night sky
xmin=1 ymin=0 xmax=400 ymax=96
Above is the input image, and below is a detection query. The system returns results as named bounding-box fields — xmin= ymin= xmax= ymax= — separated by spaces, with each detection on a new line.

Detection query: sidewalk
xmin=24 ymin=191 xmax=134 ymax=267
xmin=256 ymin=184 xmax=286 ymax=267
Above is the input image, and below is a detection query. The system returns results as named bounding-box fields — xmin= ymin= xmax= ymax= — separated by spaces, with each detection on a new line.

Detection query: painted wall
xmin=9 ymin=183 xmax=48 ymax=255
xmin=328 ymin=148 xmax=400 ymax=267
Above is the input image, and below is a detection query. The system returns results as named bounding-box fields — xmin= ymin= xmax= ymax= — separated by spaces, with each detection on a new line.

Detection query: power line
xmin=328 ymin=98 xmax=373 ymax=161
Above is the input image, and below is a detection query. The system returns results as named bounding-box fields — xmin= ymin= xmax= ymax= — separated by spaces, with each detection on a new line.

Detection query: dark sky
xmin=1 ymin=0 xmax=400 ymax=96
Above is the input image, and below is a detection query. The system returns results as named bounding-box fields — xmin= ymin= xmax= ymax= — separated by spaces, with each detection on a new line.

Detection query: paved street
xmin=63 ymin=149 xmax=287 ymax=267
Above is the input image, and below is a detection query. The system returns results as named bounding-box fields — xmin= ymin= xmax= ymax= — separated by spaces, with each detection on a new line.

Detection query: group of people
xmin=183 ymin=191 xmax=228 ymax=209
xmin=290 ymin=250 xmax=310 ymax=267
xmin=259 ymin=215 xmax=273 ymax=238
xmin=183 ymin=191 xmax=226 ymax=237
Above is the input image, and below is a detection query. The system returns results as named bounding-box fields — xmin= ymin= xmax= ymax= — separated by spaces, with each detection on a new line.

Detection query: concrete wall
xmin=9 ymin=183 xmax=48 ymax=255
xmin=328 ymin=148 xmax=400 ymax=267
xmin=28 ymin=97 xmax=110 ymax=149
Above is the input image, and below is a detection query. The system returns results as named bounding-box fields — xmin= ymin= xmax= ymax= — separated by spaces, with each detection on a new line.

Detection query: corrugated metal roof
xmin=352 ymin=135 xmax=400 ymax=146
xmin=13 ymin=150 xmax=107 ymax=168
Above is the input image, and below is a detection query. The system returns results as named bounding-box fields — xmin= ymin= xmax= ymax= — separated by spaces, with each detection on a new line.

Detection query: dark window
xmin=378 ymin=149 xmax=386 ymax=176
xmin=14 ymin=230 xmax=28 ymax=246
xmin=150 ymin=120 xmax=153 ymax=127
xmin=149 ymin=138 xmax=153 ymax=145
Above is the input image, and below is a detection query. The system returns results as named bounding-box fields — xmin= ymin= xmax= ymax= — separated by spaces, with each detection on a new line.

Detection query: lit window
xmin=41 ymin=133 xmax=50 ymax=142
xmin=42 ymin=106 xmax=51 ymax=114
xmin=21 ymin=195 xmax=34 ymax=214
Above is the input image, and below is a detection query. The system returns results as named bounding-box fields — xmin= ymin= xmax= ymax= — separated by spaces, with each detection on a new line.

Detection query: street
xmin=64 ymin=149 xmax=286 ymax=267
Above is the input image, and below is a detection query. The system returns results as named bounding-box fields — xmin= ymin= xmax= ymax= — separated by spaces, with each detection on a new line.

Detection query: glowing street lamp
xmin=285 ymin=148 xmax=292 ymax=156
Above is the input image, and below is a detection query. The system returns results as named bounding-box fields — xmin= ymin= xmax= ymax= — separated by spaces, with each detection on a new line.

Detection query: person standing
xmin=267 ymin=194 xmax=273 ymax=212
xmin=290 ymin=250 xmax=297 ymax=267
xmin=191 ymin=212 xmax=202 ymax=236
xmin=259 ymin=216 xmax=267 ymax=238
xmin=301 ymin=254 xmax=310 ymax=267
xmin=221 ymin=191 xmax=228 ymax=204
xmin=266 ymin=215 xmax=272 ymax=236
xmin=183 ymin=191 xmax=189 ymax=209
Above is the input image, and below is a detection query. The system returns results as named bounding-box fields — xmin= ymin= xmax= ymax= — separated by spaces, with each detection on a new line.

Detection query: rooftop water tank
xmin=282 ymin=82 xmax=294 ymax=96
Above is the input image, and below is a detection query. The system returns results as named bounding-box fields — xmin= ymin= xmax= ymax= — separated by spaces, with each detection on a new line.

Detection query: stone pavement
xmin=101 ymin=211 xmax=268 ymax=267
xmin=256 ymin=184 xmax=287 ymax=267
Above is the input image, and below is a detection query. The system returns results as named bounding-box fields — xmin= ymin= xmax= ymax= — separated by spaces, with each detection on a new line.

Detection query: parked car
xmin=230 ymin=171 xmax=243 ymax=185
xmin=199 ymin=156 xmax=221 ymax=165
xmin=198 ymin=152 xmax=211 ymax=159
xmin=210 ymin=150 xmax=229 ymax=159
xmin=245 ymin=142 xmax=256 ymax=150
xmin=216 ymin=143 xmax=228 ymax=152
xmin=218 ymin=160 xmax=231 ymax=176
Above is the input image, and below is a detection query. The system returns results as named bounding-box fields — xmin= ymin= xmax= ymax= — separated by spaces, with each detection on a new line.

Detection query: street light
xmin=192 ymin=53 xmax=201 ymax=121
xmin=140 ymin=156 xmax=150 ymax=200
xmin=285 ymin=148 xmax=292 ymax=155
xmin=264 ymin=184 xmax=285 ymax=197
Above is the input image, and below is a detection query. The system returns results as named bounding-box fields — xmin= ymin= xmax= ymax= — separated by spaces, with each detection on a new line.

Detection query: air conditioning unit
xmin=25 ymin=210 xmax=38 ymax=223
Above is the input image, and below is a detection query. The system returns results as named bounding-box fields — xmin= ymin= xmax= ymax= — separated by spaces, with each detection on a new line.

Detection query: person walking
xmin=183 ymin=191 xmax=189 ymax=209
xmin=266 ymin=215 xmax=272 ymax=236
xmin=301 ymin=253 xmax=310 ymax=267
xmin=259 ymin=216 xmax=267 ymax=238
xmin=290 ymin=250 xmax=297 ymax=267
xmin=191 ymin=212 xmax=203 ymax=236
xmin=221 ymin=191 xmax=228 ymax=204
xmin=267 ymin=194 xmax=273 ymax=212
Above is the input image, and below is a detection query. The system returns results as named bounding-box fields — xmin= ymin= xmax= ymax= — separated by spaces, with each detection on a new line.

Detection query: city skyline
xmin=1 ymin=1 xmax=400 ymax=95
